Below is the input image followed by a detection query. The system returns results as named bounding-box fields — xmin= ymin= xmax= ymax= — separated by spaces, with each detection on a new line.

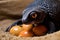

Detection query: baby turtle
xmin=6 ymin=0 xmax=60 ymax=34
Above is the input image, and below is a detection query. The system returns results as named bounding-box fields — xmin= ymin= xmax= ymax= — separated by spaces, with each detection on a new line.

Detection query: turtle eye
xmin=30 ymin=12 xmax=37 ymax=18
xmin=32 ymin=13 xmax=37 ymax=18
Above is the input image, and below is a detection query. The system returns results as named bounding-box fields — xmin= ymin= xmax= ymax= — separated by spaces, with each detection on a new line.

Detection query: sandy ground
xmin=0 ymin=0 xmax=60 ymax=40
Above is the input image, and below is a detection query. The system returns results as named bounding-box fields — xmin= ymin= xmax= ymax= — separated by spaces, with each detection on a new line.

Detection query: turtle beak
xmin=22 ymin=15 xmax=30 ymax=24
xmin=22 ymin=18 xmax=28 ymax=24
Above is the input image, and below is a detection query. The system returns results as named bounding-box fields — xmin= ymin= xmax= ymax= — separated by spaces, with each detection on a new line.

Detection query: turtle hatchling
xmin=6 ymin=0 xmax=60 ymax=34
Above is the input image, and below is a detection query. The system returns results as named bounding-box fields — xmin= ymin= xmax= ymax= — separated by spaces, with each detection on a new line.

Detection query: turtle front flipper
xmin=5 ymin=19 xmax=22 ymax=32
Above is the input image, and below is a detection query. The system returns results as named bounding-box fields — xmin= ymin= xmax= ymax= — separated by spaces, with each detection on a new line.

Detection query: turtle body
xmin=6 ymin=0 xmax=60 ymax=33
xmin=22 ymin=0 xmax=60 ymax=23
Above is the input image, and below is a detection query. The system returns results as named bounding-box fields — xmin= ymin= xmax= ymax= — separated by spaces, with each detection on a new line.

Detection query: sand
xmin=0 ymin=0 xmax=60 ymax=40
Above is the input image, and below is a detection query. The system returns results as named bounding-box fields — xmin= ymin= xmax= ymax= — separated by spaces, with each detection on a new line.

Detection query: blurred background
xmin=0 ymin=0 xmax=34 ymax=31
